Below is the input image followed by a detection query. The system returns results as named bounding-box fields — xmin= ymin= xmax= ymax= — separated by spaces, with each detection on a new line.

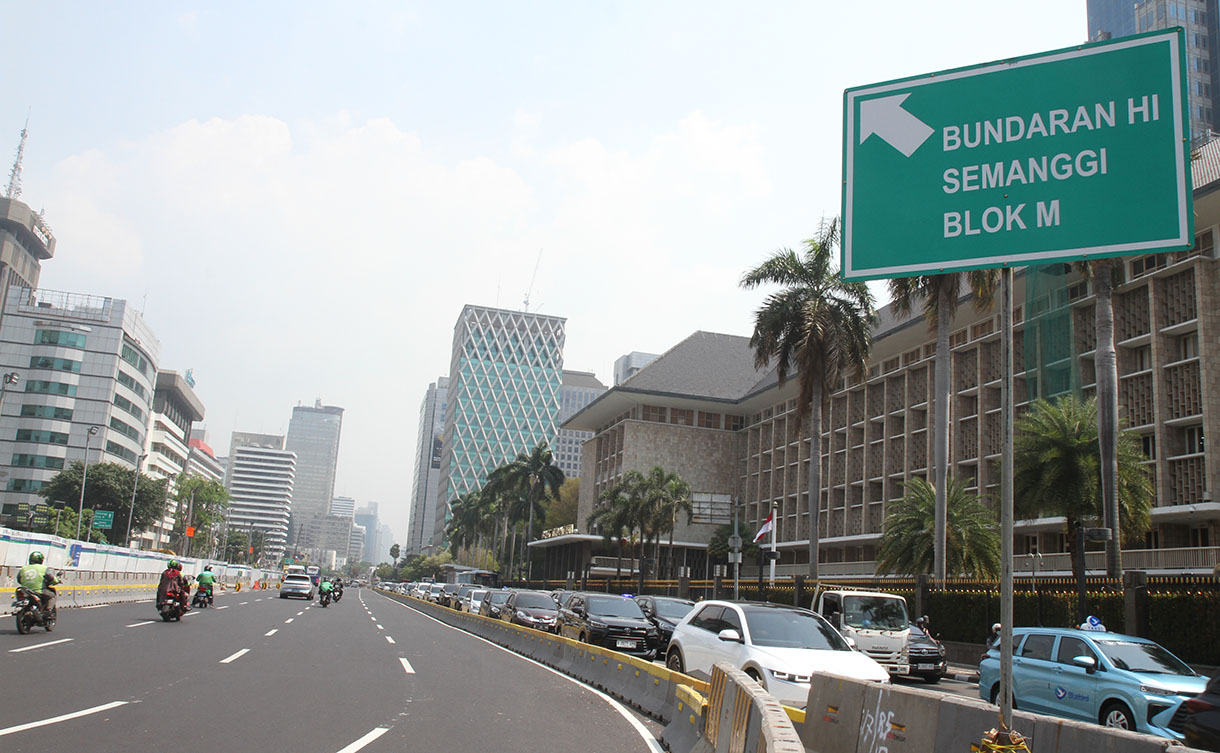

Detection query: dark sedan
xmin=634 ymin=595 xmax=695 ymax=647
xmin=503 ymin=589 xmax=559 ymax=631
xmin=1171 ymin=673 xmax=1220 ymax=751
xmin=559 ymin=592 xmax=660 ymax=659
xmin=479 ymin=589 xmax=511 ymax=619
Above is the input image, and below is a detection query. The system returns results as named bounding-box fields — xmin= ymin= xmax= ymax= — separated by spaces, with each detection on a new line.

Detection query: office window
xmin=1141 ymin=434 xmax=1156 ymax=460
xmin=15 ymin=429 xmax=69 ymax=445
xmin=1184 ymin=425 xmax=1205 ymax=455
xmin=29 ymin=356 xmax=81 ymax=373
xmin=1133 ymin=346 xmax=1151 ymax=372
xmin=25 ymin=381 xmax=76 ymax=397
xmin=6 ymin=478 xmax=47 ymax=492
xmin=1180 ymin=333 xmax=1199 ymax=360
xmin=11 ymin=454 xmax=65 ymax=470
xmin=20 ymin=404 xmax=73 ymax=421
xmin=35 ymin=330 xmax=86 ymax=348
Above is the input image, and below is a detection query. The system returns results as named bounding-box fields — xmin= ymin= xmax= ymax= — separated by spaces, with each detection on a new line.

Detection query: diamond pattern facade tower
xmin=434 ymin=305 xmax=566 ymax=547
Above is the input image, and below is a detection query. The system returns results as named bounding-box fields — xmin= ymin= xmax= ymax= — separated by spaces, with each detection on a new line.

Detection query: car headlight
xmin=1139 ymin=685 xmax=1180 ymax=697
xmin=938 ymin=645 xmax=946 ymax=656
xmin=588 ymin=619 xmax=608 ymax=630
xmin=516 ymin=610 xmax=530 ymax=620
xmin=769 ymin=669 xmax=811 ymax=683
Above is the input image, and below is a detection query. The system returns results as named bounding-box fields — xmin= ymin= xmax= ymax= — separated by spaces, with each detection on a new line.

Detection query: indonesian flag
xmin=752 ymin=510 xmax=775 ymax=543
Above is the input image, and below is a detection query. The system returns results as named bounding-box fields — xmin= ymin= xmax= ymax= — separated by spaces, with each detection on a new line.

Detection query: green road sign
xmin=842 ymin=29 xmax=1192 ymax=281
xmin=92 ymin=510 xmax=114 ymax=530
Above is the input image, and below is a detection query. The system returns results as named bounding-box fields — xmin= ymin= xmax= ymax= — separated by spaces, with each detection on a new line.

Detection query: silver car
xmin=280 ymin=574 xmax=315 ymax=600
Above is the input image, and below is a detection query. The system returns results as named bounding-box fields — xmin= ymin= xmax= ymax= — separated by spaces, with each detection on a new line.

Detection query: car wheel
xmin=988 ymin=685 xmax=1018 ymax=709
xmin=922 ymin=675 xmax=941 ymax=685
xmin=666 ymin=650 xmax=685 ymax=674
xmin=745 ymin=668 xmax=764 ymax=687
xmin=1101 ymin=702 xmax=1135 ymax=731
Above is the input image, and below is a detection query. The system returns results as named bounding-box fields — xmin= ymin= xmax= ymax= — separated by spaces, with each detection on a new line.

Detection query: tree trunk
xmin=934 ymin=283 xmax=953 ymax=580
xmin=1070 ymin=520 xmax=1088 ymax=625
xmin=508 ymin=525 xmax=517 ymax=580
xmin=636 ymin=533 xmax=645 ymax=594
xmin=616 ymin=536 xmax=623 ymax=580
xmin=525 ymin=494 xmax=536 ymax=581
xmin=808 ymin=379 xmax=824 ymax=580
xmin=1093 ymin=261 xmax=1122 ymax=577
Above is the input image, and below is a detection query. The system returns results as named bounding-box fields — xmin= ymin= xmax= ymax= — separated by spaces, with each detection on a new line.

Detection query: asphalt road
xmin=0 ymin=587 xmax=662 ymax=753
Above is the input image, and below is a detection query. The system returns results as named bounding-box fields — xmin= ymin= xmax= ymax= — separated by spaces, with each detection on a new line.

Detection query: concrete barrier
xmin=702 ymin=663 xmax=804 ymax=753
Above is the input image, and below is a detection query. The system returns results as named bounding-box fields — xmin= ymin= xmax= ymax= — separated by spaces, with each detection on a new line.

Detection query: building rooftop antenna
xmin=523 ymin=249 xmax=542 ymax=312
xmin=6 ymin=112 xmax=30 ymax=199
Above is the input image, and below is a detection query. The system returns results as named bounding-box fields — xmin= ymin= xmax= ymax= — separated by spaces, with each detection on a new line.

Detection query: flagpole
xmin=768 ymin=504 xmax=777 ymax=585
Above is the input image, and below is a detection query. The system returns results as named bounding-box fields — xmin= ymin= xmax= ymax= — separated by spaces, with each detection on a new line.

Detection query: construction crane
xmin=523 ymin=250 xmax=542 ymax=312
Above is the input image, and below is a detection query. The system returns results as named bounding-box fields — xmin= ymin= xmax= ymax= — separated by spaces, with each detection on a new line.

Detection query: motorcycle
xmin=319 ymin=591 xmax=331 ymax=607
xmin=332 ymin=588 xmax=342 ymax=603
xmin=13 ymin=586 xmax=56 ymax=634
xmin=191 ymin=585 xmax=213 ymax=609
xmin=159 ymin=589 xmax=188 ymax=622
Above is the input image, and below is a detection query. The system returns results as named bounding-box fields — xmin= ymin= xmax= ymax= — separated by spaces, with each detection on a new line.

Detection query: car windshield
xmin=909 ymin=623 xmax=928 ymax=639
xmin=588 ymin=596 xmax=645 ymax=618
xmin=1094 ymin=639 xmax=1196 ymax=676
xmin=654 ymin=600 xmax=695 ymax=620
xmin=488 ymin=592 xmax=510 ymax=604
xmin=515 ymin=592 xmax=555 ymax=609
xmin=744 ymin=608 xmax=851 ymax=650
xmin=841 ymin=596 xmax=908 ymax=631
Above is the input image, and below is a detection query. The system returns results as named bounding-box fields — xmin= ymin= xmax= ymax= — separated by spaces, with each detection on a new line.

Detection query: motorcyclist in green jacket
xmin=318 ymin=579 xmax=334 ymax=603
xmin=17 ymin=551 xmax=58 ymax=616
xmin=196 ymin=565 xmax=216 ymax=605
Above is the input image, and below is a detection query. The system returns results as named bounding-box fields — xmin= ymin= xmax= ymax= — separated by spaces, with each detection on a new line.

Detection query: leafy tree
xmin=876 ymin=476 xmax=1001 ymax=578
xmin=888 ymin=271 xmax=998 ymax=579
xmin=640 ymin=466 xmax=693 ymax=578
xmin=707 ymin=522 xmax=760 ymax=562
xmin=38 ymin=461 xmax=168 ymax=543
xmin=389 ymin=543 xmax=400 ymax=563
xmin=1013 ymin=395 xmax=1153 ymax=617
xmin=544 ymin=478 xmax=580 ymax=529
xmin=224 ymin=529 xmax=251 ymax=563
xmin=36 ymin=506 xmax=107 ymax=543
xmin=587 ymin=474 xmax=645 ymax=580
xmin=171 ymin=475 xmax=229 ymax=555
xmin=740 ymin=218 xmax=876 ymax=578
xmin=487 ymin=442 xmax=564 ymax=576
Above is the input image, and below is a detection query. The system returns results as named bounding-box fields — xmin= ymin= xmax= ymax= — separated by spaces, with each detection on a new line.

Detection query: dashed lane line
xmin=219 ymin=648 xmax=250 ymax=664
xmin=265 ymin=629 xmax=278 ymax=637
xmin=285 ymin=618 xmax=294 ymax=624
xmin=296 ymin=611 xmax=304 ymax=616
xmin=376 ymin=624 xmax=384 ymax=630
xmin=216 ymin=605 xmax=230 ymax=610
xmin=8 ymin=638 xmax=73 ymax=653
xmin=0 ymin=701 xmax=128 ymax=738
xmin=78 ymin=604 xmax=110 ymax=610
xmin=385 ymin=636 xmax=395 ymax=644
xmin=240 ymin=601 xmax=249 ymax=605
xmin=126 ymin=621 xmax=155 ymax=628
xmin=399 ymin=657 xmax=415 ymax=674
xmin=335 ymin=727 xmax=390 ymax=753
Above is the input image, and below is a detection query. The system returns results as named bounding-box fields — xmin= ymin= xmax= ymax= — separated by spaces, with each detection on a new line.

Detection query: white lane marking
xmin=78 ymin=604 xmax=110 ymax=609
xmin=265 ymin=629 xmax=278 ymax=637
xmin=240 ymin=601 xmax=249 ymax=605
xmin=219 ymin=648 xmax=250 ymax=664
xmin=369 ymin=616 xmax=376 ymax=621
xmin=0 ymin=701 xmax=128 ymax=738
xmin=183 ymin=611 xmax=201 ymax=617
xmin=296 ymin=611 xmax=304 ymax=616
xmin=335 ymin=727 xmax=390 ymax=753
xmin=399 ymin=657 xmax=415 ymax=674
xmin=285 ymin=618 xmax=294 ymax=624
xmin=8 ymin=638 xmax=73 ymax=653
xmin=126 ymin=621 xmax=156 ymax=628
xmin=216 ymin=605 xmax=230 ymax=610
xmin=385 ymin=636 xmax=395 ymax=644
xmin=378 ymin=593 xmax=663 ymax=753
xmin=376 ymin=624 xmax=384 ymax=630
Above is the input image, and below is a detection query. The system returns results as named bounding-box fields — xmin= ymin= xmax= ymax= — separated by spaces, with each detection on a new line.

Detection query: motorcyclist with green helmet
xmin=17 ymin=551 xmax=58 ymax=616
xmin=196 ymin=565 xmax=216 ymax=605
xmin=157 ymin=559 xmax=190 ymax=611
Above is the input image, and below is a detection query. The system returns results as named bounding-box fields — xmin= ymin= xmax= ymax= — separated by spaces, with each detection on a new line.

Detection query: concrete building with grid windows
xmin=224 ymin=432 xmax=296 ymax=561
xmin=554 ymin=141 xmax=1220 ymax=579
xmin=434 ymin=305 xmax=566 ymax=548
xmin=555 ymin=370 xmax=606 ymax=480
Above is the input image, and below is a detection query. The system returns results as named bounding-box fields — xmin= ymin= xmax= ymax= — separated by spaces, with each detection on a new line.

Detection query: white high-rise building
xmin=285 ymin=401 xmax=344 ymax=547
xmin=137 ymin=370 xmax=205 ymax=549
xmin=329 ymin=495 xmax=356 ymax=518
xmin=224 ymin=432 xmax=296 ymax=561
xmin=406 ymin=377 xmax=447 ymax=556
xmin=0 ymin=287 xmax=158 ymax=524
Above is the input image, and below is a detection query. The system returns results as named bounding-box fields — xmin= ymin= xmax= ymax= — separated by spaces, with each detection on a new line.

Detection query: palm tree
xmin=1013 ymin=395 xmax=1153 ymax=616
xmin=888 ymin=271 xmax=999 ymax=580
xmin=1077 ymin=260 xmax=1122 ymax=576
xmin=488 ymin=442 xmax=565 ymax=579
xmin=876 ymin=476 xmax=1001 ymax=578
xmin=740 ymin=218 xmax=876 ymax=579
xmin=587 ymin=478 xmax=639 ymax=580
xmin=444 ymin=491 xmax=483 ymax=559
xmin=640 ymin=466 xmax=693 ymax=578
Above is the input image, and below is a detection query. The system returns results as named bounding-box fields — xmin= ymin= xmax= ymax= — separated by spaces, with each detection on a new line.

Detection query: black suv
xmin=634 ymin=595 xmax=695 ymax=647
xmin=559 ymin=592 xmax=660 ymax=659
xmin=905 ymin=620 xmax=947 ymax=683
xmin=502 ymin=589 xmax=559 ymax=631
xmin=438 ymin=583 xmax=461 ymax=608
xmin=479 ymin=589 xmax=511 ymax=619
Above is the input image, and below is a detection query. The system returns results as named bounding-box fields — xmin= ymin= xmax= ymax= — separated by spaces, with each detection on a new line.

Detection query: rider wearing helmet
xmin=17 ymin=551 xmax=58 ymax=615
xmin=318 ymin=577 xmax=334 ymax=602
xmin=157 ymin=559 xmax=190 ymax=610
xmin=196 ymin=565 xmax=216 ymax=605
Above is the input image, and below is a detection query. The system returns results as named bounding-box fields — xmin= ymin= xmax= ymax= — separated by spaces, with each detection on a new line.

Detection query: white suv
xmin=665 ymin=601 xmax=889 ymax=708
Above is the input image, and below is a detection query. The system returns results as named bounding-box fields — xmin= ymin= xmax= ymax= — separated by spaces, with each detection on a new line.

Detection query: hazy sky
xmin=3 ymin=2 xmax=1085 ymax=546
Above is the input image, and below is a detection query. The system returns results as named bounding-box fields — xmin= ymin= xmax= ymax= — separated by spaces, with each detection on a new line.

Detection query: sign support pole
xmin=999 ymin=266 xmax=1015 ymax=728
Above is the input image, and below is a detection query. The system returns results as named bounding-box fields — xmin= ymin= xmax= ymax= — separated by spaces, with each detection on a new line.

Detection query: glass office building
xmin=435 ymin=305 xmax=566 ymax=547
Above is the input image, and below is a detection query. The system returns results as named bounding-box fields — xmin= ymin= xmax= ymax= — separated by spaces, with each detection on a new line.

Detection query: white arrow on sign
xmin=859 ymin=93 xmax=934 ymax=158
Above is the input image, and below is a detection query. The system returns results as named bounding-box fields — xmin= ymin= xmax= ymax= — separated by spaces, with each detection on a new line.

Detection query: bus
xmin=305 ymin=565 xmax=321 ymax=586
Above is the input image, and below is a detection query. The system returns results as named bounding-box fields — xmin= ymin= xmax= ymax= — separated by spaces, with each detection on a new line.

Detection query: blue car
xmin=979 ymin=627 xmax=1207 ymax=740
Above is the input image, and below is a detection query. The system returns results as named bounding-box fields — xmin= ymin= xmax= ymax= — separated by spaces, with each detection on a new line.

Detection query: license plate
xmin=916 ymin=663 xmax=935 ymax=671
xmin=615 ymin=639 xmax=637 ymax=649
xmin=888 ymin=665 xmax=910 ymax=675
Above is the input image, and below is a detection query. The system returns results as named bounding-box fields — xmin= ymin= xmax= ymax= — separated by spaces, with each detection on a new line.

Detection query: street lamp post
xmin=75 ymin=425 xmax=100 ymax=541
xmin=124 ymin=453 xmax=147 ymax=547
